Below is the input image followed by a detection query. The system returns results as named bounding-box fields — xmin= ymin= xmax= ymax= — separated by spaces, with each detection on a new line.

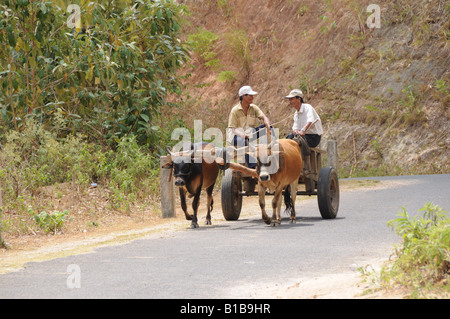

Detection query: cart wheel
xmin=221 ymin=169 xmax=242 ymax=220
xmin=317 ymin=167 xmax=339 ymax=219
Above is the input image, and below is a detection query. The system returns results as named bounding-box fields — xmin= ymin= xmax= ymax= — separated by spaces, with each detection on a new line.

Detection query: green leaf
xmin=6 ymin=26 xmax=15 ymax=47
xmin=140 ymin=113 xmax=149 ymax=122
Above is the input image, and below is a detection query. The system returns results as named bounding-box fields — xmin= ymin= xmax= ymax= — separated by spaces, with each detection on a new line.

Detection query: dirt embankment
xmin=174 ymin=0 xmax=449 ymax=176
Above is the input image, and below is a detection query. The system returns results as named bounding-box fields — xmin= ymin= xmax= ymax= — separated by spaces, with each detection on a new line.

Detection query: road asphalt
xmin=0 ymin=174 xmax=448 ymax=299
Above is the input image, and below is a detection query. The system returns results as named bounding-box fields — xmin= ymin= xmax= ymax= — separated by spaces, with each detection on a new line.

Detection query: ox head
xmin=252 ymin=123 xmax=282 ymax=182
xmin=231 ymin=138 xmax=282 ymax=183
xmin=161 ymin=147 xmax=198 ymax=187
xmin=228 ymin=124 xmax=283 ymax=183
xmin=161 ymin=144 xmax=218 ymax=187
xmin=251 ymin=141 xmax=282 ymax=182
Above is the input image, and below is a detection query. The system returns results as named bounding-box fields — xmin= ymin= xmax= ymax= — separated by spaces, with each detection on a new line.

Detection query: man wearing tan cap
xmin=285 ymin=89 xmax=323 ymax=148
xmin=226 ymin=86 xmax=271 ymax=168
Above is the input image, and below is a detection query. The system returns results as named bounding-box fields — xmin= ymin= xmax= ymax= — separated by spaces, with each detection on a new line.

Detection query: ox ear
xmin=160 ymin=156 xmax=174 ymax=182
xmin=161 ymin=155 xmax=173 ymax=169
xmin=161 ymin=162 xmax=173 ymax=169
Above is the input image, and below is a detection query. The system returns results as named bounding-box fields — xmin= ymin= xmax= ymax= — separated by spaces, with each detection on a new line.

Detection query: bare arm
xmin=232 ymin=127 xmax=248 ymax=139
xmin=295 ymin=121 xmax=312 ymax=136
xmin=262 ymin=115 xmax=270 ymax=127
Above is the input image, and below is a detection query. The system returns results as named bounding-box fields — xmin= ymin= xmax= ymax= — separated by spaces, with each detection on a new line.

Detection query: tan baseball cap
xmin=285 ymin=89 xmax=303 ymax=98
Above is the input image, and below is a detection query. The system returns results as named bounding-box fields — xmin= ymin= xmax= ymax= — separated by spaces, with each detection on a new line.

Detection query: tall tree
xmin=0 ymin=0 xmax=189 ymax=146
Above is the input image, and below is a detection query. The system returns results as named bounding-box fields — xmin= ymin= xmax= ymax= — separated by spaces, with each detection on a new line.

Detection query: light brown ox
xmin=220 ymin=139 xmax=303 ymax=226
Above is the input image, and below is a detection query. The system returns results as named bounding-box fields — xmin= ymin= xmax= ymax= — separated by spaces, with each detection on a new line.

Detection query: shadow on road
xmin=206 ymin=215 xmax=346 ymax=231
xmin=177 ymin=214 xmax=345 ymax=232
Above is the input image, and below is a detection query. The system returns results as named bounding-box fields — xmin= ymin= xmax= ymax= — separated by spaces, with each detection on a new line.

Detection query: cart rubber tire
xmin=317 ymin=166 xmax=339 ymax=219
xmin=221 ymin=169 xmax=242 ymax=221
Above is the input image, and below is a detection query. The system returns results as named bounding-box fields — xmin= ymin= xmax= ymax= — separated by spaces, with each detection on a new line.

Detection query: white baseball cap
xmin=239 ymin=86 xmax=258 ymax=96
xmin=285 ymin=89 xmax=303 ymax=98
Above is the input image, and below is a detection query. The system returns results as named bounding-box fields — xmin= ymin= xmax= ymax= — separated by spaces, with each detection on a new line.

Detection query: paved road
xmin=0 ymin=174 xmax=448 ymax=299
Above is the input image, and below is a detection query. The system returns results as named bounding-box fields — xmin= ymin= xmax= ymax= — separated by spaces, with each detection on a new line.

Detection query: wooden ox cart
xmin=160 ymin=139 xmax=339 ymax=223
xmin=220 ymin=139 xmax=339 ymax=221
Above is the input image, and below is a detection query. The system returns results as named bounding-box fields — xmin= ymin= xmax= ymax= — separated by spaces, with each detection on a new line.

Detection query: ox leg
xmin=190 ymin=190 xmax=201 ymax=229
xmin=271 ymin=188 xmax=283 ymax=226
xmin=258 ymin=184 xmax=271 ymax=225
xmin=205 ymin=184 xmax=214 ymax=225
xmin=179 ymin=188 xmax=193 ymax=221
xmin=289 ymin=181 xmax=298 ymax=224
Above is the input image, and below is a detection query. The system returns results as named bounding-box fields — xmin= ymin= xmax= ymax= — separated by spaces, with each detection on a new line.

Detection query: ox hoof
xmin=289 ymin=219 xmax=296 ymax=224
xmin=190 ymin=222 xmax=199 ymax=229
xmin=205 ymin=220 xmax=212 ymax=226
xmin=270 ymin=220 xmax=281 ymax=227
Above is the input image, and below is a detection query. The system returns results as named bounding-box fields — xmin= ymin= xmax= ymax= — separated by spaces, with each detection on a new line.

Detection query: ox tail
xmin=283 ymin=185 xmax=294 ymax=216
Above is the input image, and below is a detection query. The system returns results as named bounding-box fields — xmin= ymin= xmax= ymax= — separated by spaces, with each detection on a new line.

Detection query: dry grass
xmin=1 ymin=183 xmax=161 ymax=240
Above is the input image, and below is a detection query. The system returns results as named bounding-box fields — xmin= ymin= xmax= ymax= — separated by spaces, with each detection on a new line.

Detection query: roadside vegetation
xmin=361 ymin=203 xmax=449 ymax=298
xmin=0 ymin=0 xmax=190 ymax=244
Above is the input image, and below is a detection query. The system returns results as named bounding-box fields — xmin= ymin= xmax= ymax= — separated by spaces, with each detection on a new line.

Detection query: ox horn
xmin=166 ymin=146 xmax=193 ymax=157
xmin=166 ymin=146 xmax=174 ymax=156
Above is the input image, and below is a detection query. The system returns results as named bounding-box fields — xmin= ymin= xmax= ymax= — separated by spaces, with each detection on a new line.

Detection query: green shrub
xmin=224 ymin=29 xmax=252 ymax=74
xmin=103 ymin=135 xmax=160 ymax=212
xmin=0 ymin=119 xmax=163 ymax=234
xmin=382 ymin=203 xmax=450 ymax=297
xmin=0 ymin=119 xmax=106 ymax=203
xmin=217 ymin=70 xmax=237 ymax=82
xmin=187 ymin=28 xmax=221 ymax=69
xmin=399 ymin=84 xmax=426 ymax=125
xmin=107 ymin=135 xmax=155 ymax=194
xmin=34 ymin=210 xmax=69 ymax=234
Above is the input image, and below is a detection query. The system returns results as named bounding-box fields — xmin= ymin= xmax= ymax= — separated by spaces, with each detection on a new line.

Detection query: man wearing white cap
xmin=285 ymin=89 xmax=323 ymax=148
xmin=226 ymin=85 xmax=271 ymax=168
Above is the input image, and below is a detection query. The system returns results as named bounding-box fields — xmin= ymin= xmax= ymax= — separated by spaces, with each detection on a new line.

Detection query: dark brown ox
xmin=223 ymin=139 xmax=302 ymax=226
xmin=161 ymin=143 xmax=219 ymax=228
